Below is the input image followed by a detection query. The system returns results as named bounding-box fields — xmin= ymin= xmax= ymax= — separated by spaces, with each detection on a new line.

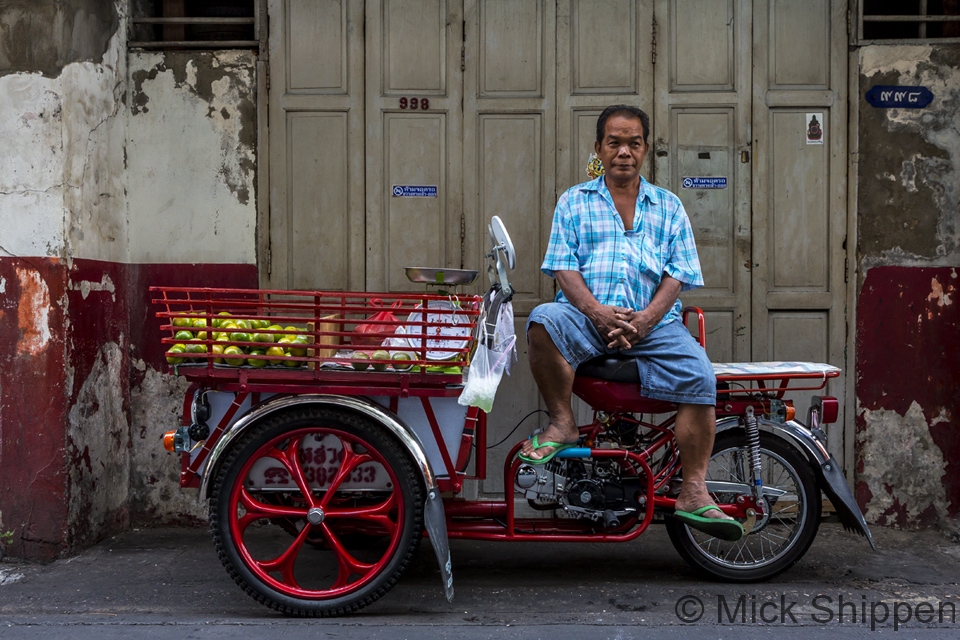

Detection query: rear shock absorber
xmin=744 ymin=406 xmax=764 ymax=500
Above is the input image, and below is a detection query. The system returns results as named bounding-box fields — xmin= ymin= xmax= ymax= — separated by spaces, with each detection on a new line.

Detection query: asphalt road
xmin=2 ymin=522 xmax=959 ymax=639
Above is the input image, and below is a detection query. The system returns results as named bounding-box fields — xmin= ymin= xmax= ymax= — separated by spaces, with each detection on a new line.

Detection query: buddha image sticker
xmin=806 ymin=113 xmax=824 ymax=145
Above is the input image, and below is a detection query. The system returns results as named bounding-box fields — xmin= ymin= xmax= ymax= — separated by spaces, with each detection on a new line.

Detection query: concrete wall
xmin=0 ymin=0 xmax=258 ymax=559
xmin=855 ymin=45 xmax=960 ymax=533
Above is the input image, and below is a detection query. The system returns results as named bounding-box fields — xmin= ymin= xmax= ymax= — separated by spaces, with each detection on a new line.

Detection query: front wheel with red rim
xmin=209 ymin=407 xmax=424 ymax=616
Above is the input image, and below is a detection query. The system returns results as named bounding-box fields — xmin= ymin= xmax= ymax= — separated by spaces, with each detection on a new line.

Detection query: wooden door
xmin=751 ymin=0 xmax=849 ymax=470
xmin=652 ymin=0 xmax=753 ymax=364
xmin=364 ymin=0 xmax=464 ymax=292
xmin=265 ymin=0 xmax=365 ymax=291
xmin=462 ymin=0 xmax=557 ymax=495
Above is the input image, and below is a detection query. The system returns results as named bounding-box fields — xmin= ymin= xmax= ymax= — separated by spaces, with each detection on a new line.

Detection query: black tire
xmin=209 ymin=406 xmax=424 ymax=616
xmin=666 ymin=430 xmax=821 ymax=581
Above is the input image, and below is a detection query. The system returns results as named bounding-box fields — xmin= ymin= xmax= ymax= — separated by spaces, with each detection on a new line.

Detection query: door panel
xmin=366 ymin=0 xmax=463 ymax=292
xmin=464 ymin=0 xmax=556 ymax=495
xmin=671 ymin=0 xmax=735 ymax=91
xmin=266 ymin=0 xmax=365 ymax=291
xmin=654 ymin=0 xmax=752 ymax=365
xmin=752 ymin=0 xmax=848 ymax=471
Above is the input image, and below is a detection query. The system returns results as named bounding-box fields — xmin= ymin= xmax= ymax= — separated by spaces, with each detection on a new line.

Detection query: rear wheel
xmin=666 ymin=430 xmax=820 ymax=581
xmin=209 ymin=407 xmax=423 ymax=616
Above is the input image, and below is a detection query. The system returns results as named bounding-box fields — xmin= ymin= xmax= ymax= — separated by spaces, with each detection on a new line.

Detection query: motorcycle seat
xmin=576 ymin=354 xmax=640 ymax=383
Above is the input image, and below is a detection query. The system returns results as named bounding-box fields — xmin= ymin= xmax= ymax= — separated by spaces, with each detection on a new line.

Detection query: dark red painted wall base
xmin=856 ymin=266 xmax=960 ymax=526
xmin=0 ymin=257 xmax=256 ymax=559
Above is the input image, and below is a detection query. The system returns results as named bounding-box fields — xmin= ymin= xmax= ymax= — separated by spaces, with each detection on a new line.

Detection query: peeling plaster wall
xmin=126 ymin=51 xmax=257 ymax=264
xmin=128 ymin=365 xmax=206 ymax=525
xmin=856 ymin=45 xmax=960 ymax=531
xmin=1 ymin=1 xmax=259 ymax=559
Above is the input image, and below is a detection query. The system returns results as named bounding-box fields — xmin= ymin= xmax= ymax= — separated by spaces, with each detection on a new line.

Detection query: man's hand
xmin=586 ymin=305 xmax=636 ymax=350
xmin=606 ymin=308 xmax=657 ymax=349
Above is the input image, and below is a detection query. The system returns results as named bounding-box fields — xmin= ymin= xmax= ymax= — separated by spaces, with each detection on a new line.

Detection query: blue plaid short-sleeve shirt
xmin=542 ymin=175 xmax=703 ymax=331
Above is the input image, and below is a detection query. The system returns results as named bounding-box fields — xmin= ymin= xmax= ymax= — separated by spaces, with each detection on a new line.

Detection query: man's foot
xmin=673 ymin=506 xmax=744 ymax=541
xmin=518 ymin=424 xmax=579 ymax=462
xmin=674 ymin=493 xmax=743 ymax=541
xmin=518 ymin=435 xmax=577 ymax=465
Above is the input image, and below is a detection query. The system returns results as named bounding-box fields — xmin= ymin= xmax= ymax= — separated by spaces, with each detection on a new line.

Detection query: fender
xmin=198 ymin=393 xmax=456 ymax=602
xmin=716 ymin=416 xmax=875 ymax=549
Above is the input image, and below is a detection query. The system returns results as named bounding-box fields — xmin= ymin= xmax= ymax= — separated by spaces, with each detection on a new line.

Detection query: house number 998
xmin=399 ymin=97 xmax=429 ymax=110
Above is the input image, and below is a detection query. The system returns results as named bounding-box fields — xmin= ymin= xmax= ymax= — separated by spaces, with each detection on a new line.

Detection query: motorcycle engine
xmin=514 ymin=459 xmax=644 ymax=526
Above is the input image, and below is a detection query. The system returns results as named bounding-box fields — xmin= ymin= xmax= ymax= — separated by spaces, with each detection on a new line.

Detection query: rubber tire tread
xmin=209 ymin=406 xmax=424 ymax=617
xmin=665 ymin=430 xmax=821 ymax=582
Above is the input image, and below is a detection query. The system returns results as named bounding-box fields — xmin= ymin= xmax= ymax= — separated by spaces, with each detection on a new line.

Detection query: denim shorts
xmin=527 ymin=302 xmax=716 ymax=405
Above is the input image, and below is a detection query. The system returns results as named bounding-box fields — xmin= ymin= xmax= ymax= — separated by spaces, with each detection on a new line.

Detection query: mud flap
xmin=423 ymin=489 xmax=454 ymax=602
xmin=818 ymin=460 xmax=876 ymax=550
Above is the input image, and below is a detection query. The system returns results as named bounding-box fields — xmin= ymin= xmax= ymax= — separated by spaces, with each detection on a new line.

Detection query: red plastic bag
xmin=353 ymin=299 xmax=403 ymax=347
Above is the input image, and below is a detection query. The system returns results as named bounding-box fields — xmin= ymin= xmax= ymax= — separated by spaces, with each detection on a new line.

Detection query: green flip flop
xmin=517 ymin=435 xmax=577 ymax=465
xmin=673 ymin=505 xmax=745 ymax=542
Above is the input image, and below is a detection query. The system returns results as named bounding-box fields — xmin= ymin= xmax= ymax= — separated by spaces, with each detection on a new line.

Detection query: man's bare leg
xmin=520 ymin=323 xmax=581 ymax=460
xmin=673 ymin=403 xmax=733 ymax=520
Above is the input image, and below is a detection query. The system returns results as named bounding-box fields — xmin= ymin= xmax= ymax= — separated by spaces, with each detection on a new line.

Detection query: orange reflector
xmin=163 ymin=431 xmax=177 ymax=452
xmin=785 ymin=405 xmax=796 ymax=421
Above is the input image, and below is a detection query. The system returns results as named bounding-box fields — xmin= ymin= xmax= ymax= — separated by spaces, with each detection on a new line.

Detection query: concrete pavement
xmin=1 ymin=522 xmax=959 ymax=638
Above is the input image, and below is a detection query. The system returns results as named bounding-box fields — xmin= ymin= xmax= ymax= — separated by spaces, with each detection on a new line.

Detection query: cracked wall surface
xmin=126 ymin=51 xmax=257 ymax=264
xmin=856 ymin=45 xmax=960 ymax=530
xmin=0 ymin=0 xmax=258 ymax=559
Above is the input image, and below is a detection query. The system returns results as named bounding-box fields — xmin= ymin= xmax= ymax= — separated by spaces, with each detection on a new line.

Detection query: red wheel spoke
xmin=262 ymin=434 xmax=316 ymax=507
xmin=325 ymin=493 xmax=398 ymax=536
xmin=257 ymin=521 xmax=313 ymax=588
xmin=320 ymin=444 xmax=373 ymax=507
xmin=238 ymin=488 xmax=308 ymax=520
xmin=320 ymin=523 xmax=374 ymax=589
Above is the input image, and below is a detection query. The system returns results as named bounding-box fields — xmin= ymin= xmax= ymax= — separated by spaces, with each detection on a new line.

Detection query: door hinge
xmin=265 ymin=241 xmax=272 ymax=277
xmin=461 ymin=46 xmax=465 ymax=72
xmin=265 ymin=65 xmax=270 ymax=90
xmin=651 ymin=14 xmax=658 ymax=66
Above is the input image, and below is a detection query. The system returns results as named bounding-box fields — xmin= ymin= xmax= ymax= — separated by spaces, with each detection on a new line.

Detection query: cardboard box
xmin=308 ymin=314 xmax=340 ymax=368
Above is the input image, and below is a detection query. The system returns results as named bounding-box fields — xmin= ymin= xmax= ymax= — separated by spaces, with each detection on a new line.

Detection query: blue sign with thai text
xmin=865 ymin=85 xmax=933 ymax=109
xmin=682 ymin=177 xmax=727 ymax=189
xmin=392 ymin=185 xmax=438 ymax=197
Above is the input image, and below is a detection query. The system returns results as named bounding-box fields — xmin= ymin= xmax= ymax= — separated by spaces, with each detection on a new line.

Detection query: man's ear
xmin=594 ymin=139 xmax=601 ymax=155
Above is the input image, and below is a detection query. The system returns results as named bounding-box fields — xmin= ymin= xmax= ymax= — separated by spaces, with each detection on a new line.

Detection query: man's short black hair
xmin=596 ymin=105 xmax=650 ymax=146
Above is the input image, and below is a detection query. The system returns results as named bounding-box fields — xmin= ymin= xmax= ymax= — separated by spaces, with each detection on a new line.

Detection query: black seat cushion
xmin=576 ymin=354 xmax=640 ymax=383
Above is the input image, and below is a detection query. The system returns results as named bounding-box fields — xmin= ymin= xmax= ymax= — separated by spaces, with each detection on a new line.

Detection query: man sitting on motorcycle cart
xmin=519 ymin=104 xmax=743 ymax=541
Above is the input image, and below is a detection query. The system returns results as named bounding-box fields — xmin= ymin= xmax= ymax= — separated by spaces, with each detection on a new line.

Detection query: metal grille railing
xmin=128 ymin=0 xmax=264 ymax=50
xmin=859 ymin=0 xmax=960 ymax=42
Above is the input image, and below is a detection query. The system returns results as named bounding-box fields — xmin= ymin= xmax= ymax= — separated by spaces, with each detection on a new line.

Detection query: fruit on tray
xmin=166 ymin=344 xmax=186 ymax=364
xmin=167 ymin=312 xmax=319 ymax=368
xmin=371 ymin=349 xmax=390 ymax=371
xmin=351 ymin=351 xmax=370 ymax=371
xmin=391 ymin=351 xmax=413 ymax=371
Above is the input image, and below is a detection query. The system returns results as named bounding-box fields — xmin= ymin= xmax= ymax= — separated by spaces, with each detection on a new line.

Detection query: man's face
xmin=594 ymin=114 xmax=649 ymax=183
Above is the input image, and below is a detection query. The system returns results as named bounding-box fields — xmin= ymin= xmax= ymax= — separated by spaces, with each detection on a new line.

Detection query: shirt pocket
xmin=637 ymin=234 xmax=666 ymax=281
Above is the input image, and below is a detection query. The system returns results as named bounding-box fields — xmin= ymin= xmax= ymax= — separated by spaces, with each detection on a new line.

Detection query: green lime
xmin=229 ymin=331 xmax=252 ymax=343
xmin=247 ymin=349 xmax=268 ymax=368
xmin=165 ymin=344 xmax=186 ymax=365
xmin=223 ymin=346 xmax=245 ymax=366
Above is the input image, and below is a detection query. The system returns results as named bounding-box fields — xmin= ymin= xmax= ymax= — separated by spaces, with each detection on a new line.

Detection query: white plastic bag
xmin=457 ymin=334 xmax=516 ymax=413
xmin=458 ymin=300 xmax=516 ymax=413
